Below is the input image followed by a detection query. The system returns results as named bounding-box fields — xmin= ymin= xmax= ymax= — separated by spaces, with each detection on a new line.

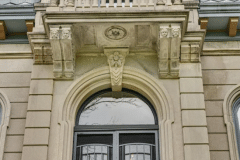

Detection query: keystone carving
xmin=50 ymin=25 xmax=75 ymax=79
xmin=158 ymin=24 xmax=181 ymax=79
xmin=104 ymin=47 xmax=129 ymax=92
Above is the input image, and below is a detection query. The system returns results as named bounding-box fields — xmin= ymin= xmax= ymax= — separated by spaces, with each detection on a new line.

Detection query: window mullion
xmin=113 ymin=131 xmax=119 ymax=160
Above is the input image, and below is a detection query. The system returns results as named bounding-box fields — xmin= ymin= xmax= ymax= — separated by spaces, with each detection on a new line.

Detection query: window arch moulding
xmin=0 ymin=90 xmax=11 ymax=160
xmin=223 ymin=84 xmax=240 ymax=160
xmin=57 ymin=66 xmax=175 ymax=160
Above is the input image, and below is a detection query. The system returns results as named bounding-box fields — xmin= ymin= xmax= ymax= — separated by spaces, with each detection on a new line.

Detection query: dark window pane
xmin=77 ymin=134 xmax=113 ymax=146
xmin=119 ymin=133 xmax=156 ymax=160
xmin=78 ymin=91 xmax=155 ymax=125
xmin=76 ymin=134 xmax=113 ymax=160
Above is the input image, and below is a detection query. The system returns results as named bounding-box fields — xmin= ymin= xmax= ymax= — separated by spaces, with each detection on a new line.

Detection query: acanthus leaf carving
xmin=104 ymin=47 xmax=129 ymax=92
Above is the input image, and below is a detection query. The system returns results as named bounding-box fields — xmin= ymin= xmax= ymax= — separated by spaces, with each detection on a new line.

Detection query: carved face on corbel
xmin=172 ymin=28 xmax=180 ymax=38
xmin=160 ymin=28 xmax=168 ymax=38
xmin=50 ymin=29 xmax=59 ymax=39
xmin=61 ymin=29 xmax=71 ymax=39
xmin=109 ymin=52 xmax=123 ymax=68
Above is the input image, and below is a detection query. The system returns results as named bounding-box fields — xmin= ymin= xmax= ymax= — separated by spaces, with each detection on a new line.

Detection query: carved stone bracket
xmin=158 ymin=23 xmax=181 ymax=79
xmin=50 ymin=25 xmax=75 ymax=79
xmin=181 ymin=42 xmax=200 ymax=62
xmin=104 ymin=47 xmax=129 ymax=92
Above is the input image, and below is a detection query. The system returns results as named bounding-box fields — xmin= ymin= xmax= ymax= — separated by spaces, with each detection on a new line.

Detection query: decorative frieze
xmin=157 ymin=23 xmax=181 ymax=79
xmin=104 ymin=47 xmax=129 ymax=92
xmin=49 ymin=25 xmax=75 ymax=79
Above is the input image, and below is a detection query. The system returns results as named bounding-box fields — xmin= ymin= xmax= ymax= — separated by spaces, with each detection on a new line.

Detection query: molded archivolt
xmin=223 ymin=84 xmax=240 ymax=160
xmin=57 ymin=66 xmax=175 ymax=160
xmin=0 ymin=91 xmax=11 ymax=160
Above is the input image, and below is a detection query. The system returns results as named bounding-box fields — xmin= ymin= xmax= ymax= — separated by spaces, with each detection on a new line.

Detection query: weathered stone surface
xmin=205 ymin=101 xmax=223 ymax=116
xmin=204 ymin=85 xmax=235 ymax=100
xmin=0 ymin=88 xmax=29 ymax=102
xmin=3 ymin=153 xmax=21 ymax=160
xmin=10 ymin=103 xmax=27 ymax=118
xmin=22 ymin=146 xmax=48 ymax=160
xmin=181 ymin=94 xmax=205 ymax=109
xmin=23 ymin=129 xmax=49 ymax=145
xmin=209 ymin=134 xmax=229 ymax=150
xmin=207 ymin=117 xmax=227 ymax=133
xmin=179 ymin=63 xmax=202 ymax=77
xmin=183 ymin=127 xmax=208 ymax=144
xmin=210 ymin=151 xmax=230 ymax=160
xmin=0 ymin=59 xmax=33 ymax=72
xmin=184 ymin=145 xmax=210 ymax=160
xmin=203 ymin=70 xmax=240 ymax=84
xmin=28 ymin=95 xmax=52 ymax=111
xmin=201 ymin=56 xmax=240 ymax=69
xmin=182 ymin=110 xmax=207 ymax=126
xmin=4 ymin=136 xmax=24 ymax=152
xmin=7 ymin=119 xmax=26 ymax=135
xmin=31 ymin=65 xmax=54 ymax=79
xmin=180 ymin=78 xmax=203 ymax=93
xmin=29 ymin=80 xmax=53 ymax=95
xmin=25 ymin=112 xmax=51 ymax=127
xmin=0 ymin=73 xmax=31 ymax=87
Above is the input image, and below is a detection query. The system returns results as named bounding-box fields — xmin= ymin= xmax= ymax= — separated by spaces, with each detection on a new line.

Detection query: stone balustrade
xmin=0 ymin=0 xmax=40 ymax=5
xmin=50 ymin=0 xmax=181 ymax=8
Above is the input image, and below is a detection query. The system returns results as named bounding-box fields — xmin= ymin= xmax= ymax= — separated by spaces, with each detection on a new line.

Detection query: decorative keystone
xmin=104 ymin=47 xmax=129 ymax=92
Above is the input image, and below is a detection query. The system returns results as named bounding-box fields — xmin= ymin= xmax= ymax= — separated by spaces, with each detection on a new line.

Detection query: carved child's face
xmin=172 ymin=29 xmax=179 ymax=37
xmin=62 ymin=30 xmax=70 ymax=39
xmin=161 ymin=29 xmax=168 ymax=37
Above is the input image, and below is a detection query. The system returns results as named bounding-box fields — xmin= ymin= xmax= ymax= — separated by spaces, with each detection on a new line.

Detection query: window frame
xmin=232 ymin=97 xmax=240 ymax=159
xmin=73 ymin=130 xmax=159 ymax=160
xmin=73 ymin=88 xmax=160 ymax=160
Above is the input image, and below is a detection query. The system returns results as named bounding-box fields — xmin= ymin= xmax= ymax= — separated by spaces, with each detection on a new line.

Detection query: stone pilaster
xmin=179 ymin=62 xmax=211 ymax=160
xmin=21 ymin=65 xmax=54 ymax=160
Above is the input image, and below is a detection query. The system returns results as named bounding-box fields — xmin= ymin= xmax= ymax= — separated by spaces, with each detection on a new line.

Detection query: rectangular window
xmin=73 ymin=131 xmax=159 ymax=160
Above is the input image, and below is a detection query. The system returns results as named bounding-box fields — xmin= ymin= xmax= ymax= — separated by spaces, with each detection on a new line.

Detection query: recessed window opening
xmin=73 ymin=89 xmax=159 ymax=160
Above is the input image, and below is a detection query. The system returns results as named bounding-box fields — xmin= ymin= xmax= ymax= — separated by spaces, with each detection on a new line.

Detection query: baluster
xmin=117 ymin=0 xmax=122 ymax=7
xmin=132 ymin=0 xmax=138 ymax=7
xmin=140 ymin=0 xmax=146 ymax=7
xmin=148 ymin=0 xmax=154 ymax=7
xmin=109 ymin=0 xmax=114 ymax=7
xmin=174 ymin=0 xmax=181 ymax=4
xmin=76 ymin=0 xmax=82 ymax=7
xmin=125 ymin=0 xmax=130 ymax=7
xmin=100 ymin=0 xmax=106 ymax=7
xmin=85 ymin=0 xmax=90 ymax=8
xmin=92 ymin=0 xmax=98 ymax=7
xmin=156 ymin=0 xmax=164 ymax=5
xmin=67 ymin=0 xmax=74 ymax=6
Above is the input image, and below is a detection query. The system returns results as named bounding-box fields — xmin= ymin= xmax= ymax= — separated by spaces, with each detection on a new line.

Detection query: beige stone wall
xmin=0 ymin=44 xmax=33 ymax=160
xmin=201 ymin=41 xmax=240 ymax=160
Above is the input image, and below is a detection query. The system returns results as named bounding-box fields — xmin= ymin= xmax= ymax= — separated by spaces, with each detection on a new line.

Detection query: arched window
xmin=232 ymin=98 xmax=240 ymax=158
xmin=0 ymin=103 xmax=2 ymax=125
xmin=73 ymin=89 xmax=159 ymax=160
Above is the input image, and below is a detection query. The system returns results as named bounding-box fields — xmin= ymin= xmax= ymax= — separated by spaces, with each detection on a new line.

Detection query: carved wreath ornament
xmin=105 ymin=26 xmax=127 ymax=40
